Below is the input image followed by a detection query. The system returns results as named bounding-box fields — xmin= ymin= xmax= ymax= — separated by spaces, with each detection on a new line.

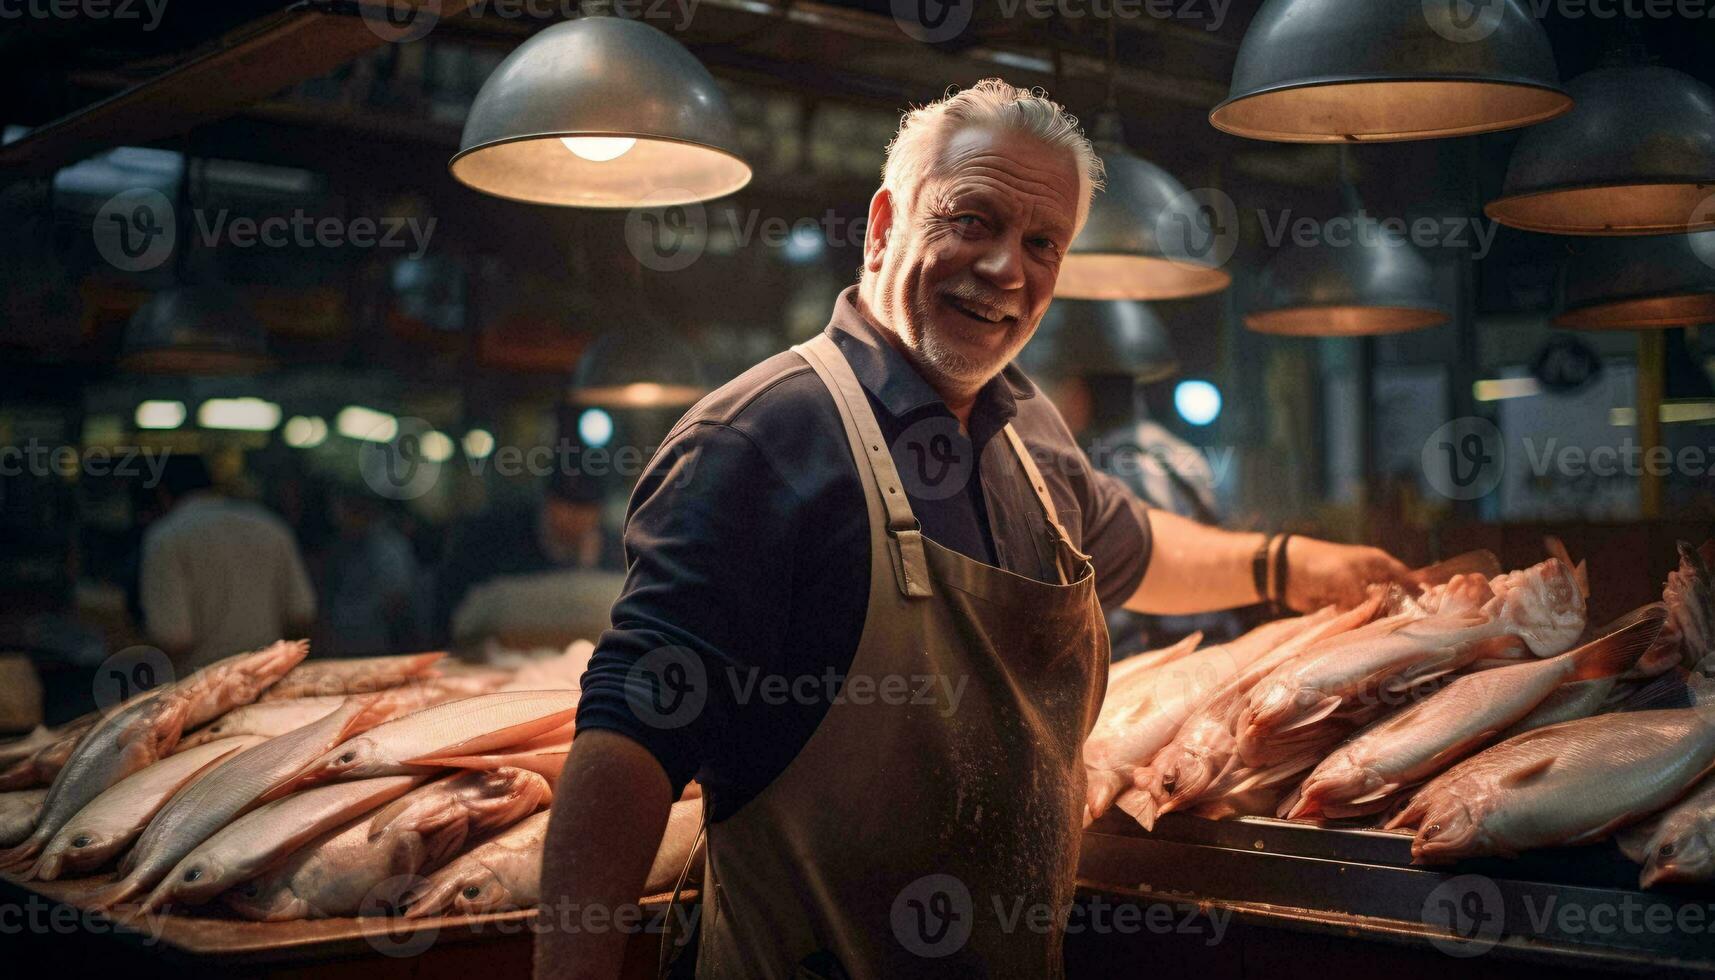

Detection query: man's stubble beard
xmin=904 ymin=292 xmax=1031 ymax=395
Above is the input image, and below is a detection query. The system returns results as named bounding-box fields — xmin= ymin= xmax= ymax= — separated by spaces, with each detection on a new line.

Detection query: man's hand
xmin=1284 ymin=538 xmax=1410 ymax=612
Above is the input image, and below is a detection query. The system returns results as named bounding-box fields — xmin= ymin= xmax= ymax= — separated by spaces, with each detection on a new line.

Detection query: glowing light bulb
xmin=560 ymin=137 xmax=636 ymax=162
xmin=1174 ymin=380 xmax=1222 ymax=427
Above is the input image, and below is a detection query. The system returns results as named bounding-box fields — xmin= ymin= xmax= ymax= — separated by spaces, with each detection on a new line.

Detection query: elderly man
xmin=539 ymin=80 xmax=1406 ymax=979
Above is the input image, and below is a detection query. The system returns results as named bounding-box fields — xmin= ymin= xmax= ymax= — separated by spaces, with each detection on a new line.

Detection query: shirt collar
xmin=823 ymin=285 xmax=1035 ymax=429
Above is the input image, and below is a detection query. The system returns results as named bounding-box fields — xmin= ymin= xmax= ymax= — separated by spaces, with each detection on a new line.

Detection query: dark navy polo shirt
xmin=575 ymin=287 xmax=1154 ymax=820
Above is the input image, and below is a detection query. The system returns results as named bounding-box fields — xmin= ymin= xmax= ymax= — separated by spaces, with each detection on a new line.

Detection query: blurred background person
xmin=321 ymin=488 xmax=426 ymax=656
xmin=138 ymin=454 xmax=316 ymax=670
xmin=437 ymin=467 xmax=622 ymax=652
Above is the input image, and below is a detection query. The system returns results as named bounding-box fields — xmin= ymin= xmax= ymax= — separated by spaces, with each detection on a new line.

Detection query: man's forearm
xmin=535 ymin=730 xmax=676 ymax=980
xmin=1124 ymin=511 xmax=1264 ymax=614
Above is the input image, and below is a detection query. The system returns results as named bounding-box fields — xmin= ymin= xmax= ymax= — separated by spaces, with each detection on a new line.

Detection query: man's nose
xmin=971 ymin=237 xmax=1026 ymax=291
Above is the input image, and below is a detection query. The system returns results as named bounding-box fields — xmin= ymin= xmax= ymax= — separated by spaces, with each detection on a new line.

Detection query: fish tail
xmin=1571 ymin=604 xmax=1668 ymax=681
xmin=1114 ymin=788 xmax=1161 ymax=831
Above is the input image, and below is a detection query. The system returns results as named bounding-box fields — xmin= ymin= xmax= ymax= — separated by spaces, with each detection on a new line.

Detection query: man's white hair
xmin=880 ymin=78 xmax=1105 ymax=240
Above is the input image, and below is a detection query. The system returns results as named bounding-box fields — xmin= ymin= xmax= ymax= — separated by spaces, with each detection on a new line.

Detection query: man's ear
xmin=864 ymin=187 xmax=894 ymax=274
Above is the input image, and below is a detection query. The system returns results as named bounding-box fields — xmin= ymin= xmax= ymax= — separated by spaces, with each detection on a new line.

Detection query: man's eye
xmin=1032 ymin=238 xmax=1062 ymax=255
xmin=952 ymin=215 xmax=982 ymax=229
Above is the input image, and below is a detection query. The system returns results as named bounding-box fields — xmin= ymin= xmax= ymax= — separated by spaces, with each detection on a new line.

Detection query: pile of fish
xmin=0 ymin=642 xmax=700 ymax=921
xmin=1087 ymin=541 xmax=1715 ymax=890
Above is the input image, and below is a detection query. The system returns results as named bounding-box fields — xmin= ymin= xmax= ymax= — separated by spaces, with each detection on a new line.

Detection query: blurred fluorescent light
xmin=1663 ymin=401 xmax=1715 ymax=424
xmin=198 ymin=397 xmax=281 ymax=431
xmin=462 ymin=429 xmax=495 ymax=459
xmin=1610 ymin=402 xmax=1715 ymax=426
xmin=135 ymin=400 xmax=186 ymax=430
xmin=283 ymin=415 xmax=328 ymax=448
xmin=337 ymin=406 xmax=397 ymax=442
xmin=1473 ymin=377 xmax=1542 ymax=402
xmin=420 ymin=430 xmax=455 ymax=463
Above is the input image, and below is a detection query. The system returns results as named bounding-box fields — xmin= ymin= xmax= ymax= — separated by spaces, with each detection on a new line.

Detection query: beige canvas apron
xmin=693 ymin=333 xmax=1110 ymax=979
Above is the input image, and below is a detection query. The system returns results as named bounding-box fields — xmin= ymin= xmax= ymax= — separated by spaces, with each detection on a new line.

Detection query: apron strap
xmin=1002 ymin=424 xmax=1092 ymax=584
xmin=794 ymin=334 xmax=934 ymax=599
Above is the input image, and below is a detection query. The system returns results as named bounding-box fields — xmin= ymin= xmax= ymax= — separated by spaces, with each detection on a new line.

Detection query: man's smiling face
xmin=866 ymin=124 xmax=1081 ymax=398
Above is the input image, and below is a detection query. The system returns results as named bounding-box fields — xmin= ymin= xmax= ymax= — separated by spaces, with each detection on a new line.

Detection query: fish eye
xmin=242 ymin=884 xmax=259 ymax=896
xmin=462 ymin=886 xmax=482 ymax=899
xmin=1161 ymin=775 xmax=1177 ymax=792
xmin=1424 ymin=823 xmax=1442 ymax=840
xmin=185 ymin=868 xmax=203 ymax=882
xmin=72 ymin=836 xmax=91 ymax=848
xmin=1661 ymin=842 xmax=1677 ymax=857
xmin=339 ymin=752 xmax=356 ymax=764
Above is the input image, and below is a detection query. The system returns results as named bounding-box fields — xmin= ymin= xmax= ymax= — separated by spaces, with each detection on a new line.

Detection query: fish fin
xmin=1114 ymin=788 xmax=1160 ymax=831
xmin=341 ymin=693 xmax=399 ymax=739
xmin=1340 ymin=782 xmax=1405 ymax=807
xmin=1277 ymin=695 xmax=1344 ymax=734
xmin=1615 ymin=821 xmax=1660 ymax=864
xmin=1616 ymin=672 xmax=1697 ymax=712
xmin=86 ymin=874 xmax=145 ymax=912
xmin=1468 ymin=634 xmax=1528 ymax=663
xmin=1277 ymin=783 xmax=1309 ymax=820
xmin=1085 ymin=769 xmax=1127 ymax=821
xmin=1412 ymin=550 xmax=1502 ymax=587
xmin=1499 ymin=755 xmax=1557 ymax=788
xmin=367 ymin=795 xmax=420 ymax=842
xmin=432 ymin=706 xmax=580 ymax=757
xmin=1570 ymin=604 xmax=1668 ymax=681
xmin=1221 ymin=753 xmax=1322 ymax=796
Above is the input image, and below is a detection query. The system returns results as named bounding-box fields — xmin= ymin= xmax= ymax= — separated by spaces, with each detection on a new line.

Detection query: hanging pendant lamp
xmin=450 ymin=6 xmax=751 ymax=208
xmin=121 ymin=284 xmax=272 ymax=375
xmin=1021 ymin=299 xmax=1180 ymax=382
xmin=1057 ymin=112 xmax=1233 ymax=301
xmin=1210 ymin=0 xmax=1569 ymax=143
xmin=1554 ymin=231 xmax=1715 ymax=330
xmin=569 ymin=319 xmax=707 ymax=409
xmin=1487 ymin=65 xmax=1715 ymax=236
xmin=1246 ymin=159 xmax=1449 ymax=336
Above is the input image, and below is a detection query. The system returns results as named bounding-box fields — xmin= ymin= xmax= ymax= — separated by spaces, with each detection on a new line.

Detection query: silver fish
xmin=1238 ymin=559 xmax=1586 ymax=768
xmin=90 ymin=693 xmax=399 ymax=910
xmin=223 ymin=768 xmax=551 ymax=920
xmin=1082 ymin=617 xmax=1319 ymax=818
xmin=1114 ymin=598 xmax=1383 ymax=829
xmin=1618 ymin=771 xmax=1715 ymax=888
xmin=26 ymin=736 xmax=265 ymax=881
xmin=0 ymin=640 xmax=306 ymax=872
xmin=0 ymin=789 xmax=47 ymax=847
xmin=178 ymin=683 xmax=464 ymax=751
xmin=1391 ymin=705 xmax=1715 ymax=863
xmin=260 ymin=652 xmax=446 ymax=701
xmin=402 ymin=809 xmax=551 ymax=917
xmin=1288 ymin=607 xmax=1664 ymax=821
xmin=281 ymin=691 xmax=579 ymax=794
xmin=139 ymin=775 xmax=424 ymax=913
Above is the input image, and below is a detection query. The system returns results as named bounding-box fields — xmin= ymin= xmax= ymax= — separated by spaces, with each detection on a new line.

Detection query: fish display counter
xmin=1073 ymin=811 xmax=1715 ymax=976
xmin=1071 ymin=540 xmax=1715 ymax=978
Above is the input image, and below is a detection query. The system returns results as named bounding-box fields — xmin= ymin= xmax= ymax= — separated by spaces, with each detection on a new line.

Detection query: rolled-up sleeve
xmin=575 ymin=422 xmax=801 ymax=796
xmin=1077 ymin=468 xmax=1154 ymax=611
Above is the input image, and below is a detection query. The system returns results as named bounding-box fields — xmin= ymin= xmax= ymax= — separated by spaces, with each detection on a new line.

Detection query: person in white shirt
xmin=140 ymin=456 xmax=316 ymax=671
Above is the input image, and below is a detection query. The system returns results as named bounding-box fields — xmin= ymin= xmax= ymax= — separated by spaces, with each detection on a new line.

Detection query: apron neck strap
xmin=794 ymin=333 xmax=933 ymax=598
xmin=1002 ymin=423 xmax=1090 ymax=583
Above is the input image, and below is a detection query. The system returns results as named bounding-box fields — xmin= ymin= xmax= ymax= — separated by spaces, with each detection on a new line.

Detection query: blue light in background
xmin=1174 ymin=380 xmax=1222 ymax=427
xmin=577 ymin=407 xmax=614 ymax=448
